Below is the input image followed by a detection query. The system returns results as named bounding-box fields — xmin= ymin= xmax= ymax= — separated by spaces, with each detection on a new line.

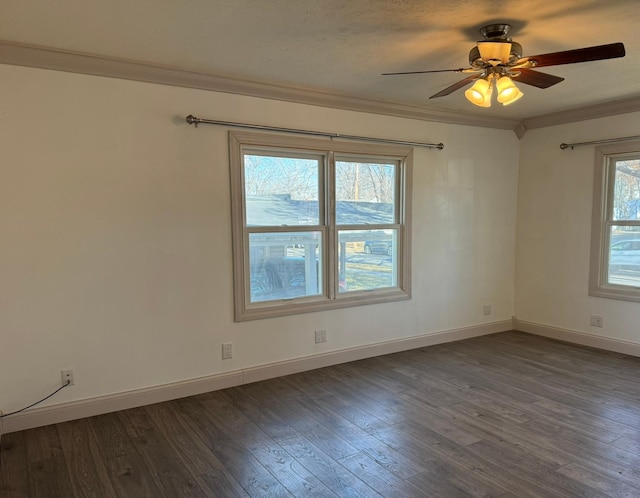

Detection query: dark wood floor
xmin=2 ymin=331 xmax=640 ymax=497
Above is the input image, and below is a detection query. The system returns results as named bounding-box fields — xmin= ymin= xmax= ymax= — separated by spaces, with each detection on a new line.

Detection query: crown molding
xmin=4 ymin=40 xmax=639 ymax=136
xmin=521 ymin=95 xmax=640 ymax=130
xmin=0 ymin=40 xmax=518 ymax=131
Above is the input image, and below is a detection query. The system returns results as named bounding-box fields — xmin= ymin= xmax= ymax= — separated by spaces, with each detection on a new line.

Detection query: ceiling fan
xmin=382 ymin=24 xmax=626 ymax=107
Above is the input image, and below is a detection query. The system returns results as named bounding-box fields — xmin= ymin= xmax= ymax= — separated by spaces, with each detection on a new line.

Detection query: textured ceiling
xmin=2 ymin=0 xmax=640 ymax=122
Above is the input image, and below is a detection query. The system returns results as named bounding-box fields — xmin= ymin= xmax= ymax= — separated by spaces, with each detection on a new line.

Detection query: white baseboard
xmin=2 ymin=320 xmax=511 ymax=434
xmin=243 ymin=319 xmax=512 ymax=384
xmin=514 ymin=319 xmax=640 ymax=357
xmin=2 ymin=370 xmax=245 ymax=435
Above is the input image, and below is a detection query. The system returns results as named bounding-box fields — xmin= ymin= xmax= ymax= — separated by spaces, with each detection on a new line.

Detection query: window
xmin=229 ymin=132 xmax=412 ymax=321
xmin=589 ymin=141 xmax=640 ymax=301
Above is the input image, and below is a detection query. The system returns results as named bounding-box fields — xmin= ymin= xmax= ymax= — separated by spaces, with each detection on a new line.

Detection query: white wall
xmin=516 ymin=112 xmax=640 ymax=346
xmin=1 ymin=64 xmax=518 ymax=417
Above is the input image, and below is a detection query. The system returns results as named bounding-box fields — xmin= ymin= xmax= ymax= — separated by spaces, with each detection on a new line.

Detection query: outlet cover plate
xmin=590 ymin=314 xmax=603 ymax=328
xmin=61 ymin=369 xmax=75 ymax=386
xmin=222 ymin=342 xmax=233 ymax=359
xmin=315 ymin=330 xmax=327 ymax=343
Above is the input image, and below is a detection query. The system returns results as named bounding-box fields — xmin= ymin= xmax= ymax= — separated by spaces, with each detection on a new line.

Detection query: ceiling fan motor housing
xmin=480 ymin=24 xmax=512 ymax=40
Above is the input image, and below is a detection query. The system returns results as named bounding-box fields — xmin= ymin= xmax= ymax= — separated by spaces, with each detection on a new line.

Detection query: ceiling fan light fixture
xmin=496 ymin=75 xmax=524 ymax=105
xmin=464 ymin=78 xmax=493 ymax=107
xmin=478 ymin=41 xmax=512 ymax=63
xmin=500 ymin=87 xmax=523 ymax=105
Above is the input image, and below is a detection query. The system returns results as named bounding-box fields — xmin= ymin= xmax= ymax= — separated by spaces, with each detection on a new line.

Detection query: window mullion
xmin=327 ymin=151 xmax=336 ymax=299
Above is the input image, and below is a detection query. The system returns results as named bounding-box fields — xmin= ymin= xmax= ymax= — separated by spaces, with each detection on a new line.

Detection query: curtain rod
xmin=185 ymin=115 xmax=444 ymax=150
xmin=560 ymin=134 xmax=640 ymax=150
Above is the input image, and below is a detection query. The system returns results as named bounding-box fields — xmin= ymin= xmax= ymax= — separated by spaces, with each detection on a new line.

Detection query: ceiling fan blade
xmin=382 ymin=68 xmax=469 ymax=76
xmin=520 ymin=42 xmax=625 ymax=68
xmin=429 ymin=74 xmax=480 ymax=99
xmin=511 ymin=68 xmax=564 ymax=88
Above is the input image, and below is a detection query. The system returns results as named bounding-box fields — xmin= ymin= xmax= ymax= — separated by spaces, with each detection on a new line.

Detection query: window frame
xmin=589 ymin=140 xmax=640 ymax=301
xmin=229 ymin=131 xmax=412 ymax=321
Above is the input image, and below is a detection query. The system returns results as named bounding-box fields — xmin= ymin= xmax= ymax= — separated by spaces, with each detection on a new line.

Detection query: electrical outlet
xmin=483 ymin=304 xmax=492 ymax=316
xmin=590 ymin=314 xmax=604 ymax=328
xmin=315 ymin=330 xmax=327 ymax=343
xmin=61 ymin=369 xmax=75 ymax=386
xmin=222 ymin=342 xmax=233 ymax=359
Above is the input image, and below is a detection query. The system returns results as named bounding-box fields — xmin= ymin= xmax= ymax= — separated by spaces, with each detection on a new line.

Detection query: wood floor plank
xmin=194 ymin=471 xmax=251 ymax=498
xmin=390 ymin=349 xmax=544 ymax=405
xmin=26 ymin=456 xmax=75 ymax=498
xmin=130 ymin=430 xmax=208 ymax=497
xmin=145 ymin=400 xmax=250 ymax=498
xmin=88 ymin=411 xmax=165 ymax=497
xmin=521 ymin=417 xmax=640 ymax=490
xmin=22 ymin=425 xmax=74 ymax=498
xmin=385 ymin=394 xmax=484 ymax=447
xmin=279 ymin=378 xmax=426 ymax=479
xmin=443 ymin=396 xmax=640 ymax=494
xmin=466 ymin=439 xmax=596 ymax=498
xmin=102 ymin=452 xmax=164 ymax=497
xmin=176 ymin=395 xmax=293 ymax=497
xmin=278 ymin=435 xmax=381 ymax=497
xmin=305 ymin=390 xmax=389 ymax=437
xmin=318 ymin=364 xmax=410 ymax=424
xmin=250 ymin=378 xmax=362 ymax=461
xmin=247 ymin=441 xmax=337 ymax=497
xmin=221 ymin=385 xmax=302 ymax=442
xmin=406 ymin=459 xmax=505 ymax=498
xmin=439 ymin=340 xmax=561 ymax=380
xmin=372 ymin=425 xmax=519 ymax=497
xmin=56 ymin=419 xmax=117 ymax=498
xmin=555 ymin=461 xmax=640 ymax=498
xmin=445 ymin=401 xmax=572 ymax=464
xmin=197 ymin=390 xmax=336 ymax=497
xmin=23 ymin=425 xmax=64 ymax=463
xmin=611 ymin=433 xmax=640 ymax=456
xmin=405 ymin=466 xmax=474 ymax=498
xmin=87 ymin=412 xmax=137 ymax=459
xmin=337 ymin=451 xmax=426 ymax=497
xmin=531 ymin=397 xmax=638 ymax=443
xmin=2 ymin=331 xmax=640 ymax=498
xmin=0 ymin=431 xmax=30 ymax=498
xmin=117 ymin=406 xmax=212 ymax=496
xmin=485 ymin=333 xmax=636 ymax=379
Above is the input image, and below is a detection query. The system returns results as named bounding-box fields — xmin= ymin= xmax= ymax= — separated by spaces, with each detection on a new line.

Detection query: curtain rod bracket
xmin=185 ymin=114 xmax=444 ymax=150
xmin=186 ymin=114 xmax=198 ymax=128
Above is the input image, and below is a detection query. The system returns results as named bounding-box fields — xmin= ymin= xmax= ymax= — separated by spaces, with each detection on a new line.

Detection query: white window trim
xmin=589 ymin=140 xmax=640 ymax=302
xmin=229 ymin=131 xmax=413 ymax=321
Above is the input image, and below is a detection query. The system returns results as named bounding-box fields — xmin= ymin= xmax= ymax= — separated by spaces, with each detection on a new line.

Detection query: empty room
xmin=1 ymin=0 xmax=640 ymax=496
